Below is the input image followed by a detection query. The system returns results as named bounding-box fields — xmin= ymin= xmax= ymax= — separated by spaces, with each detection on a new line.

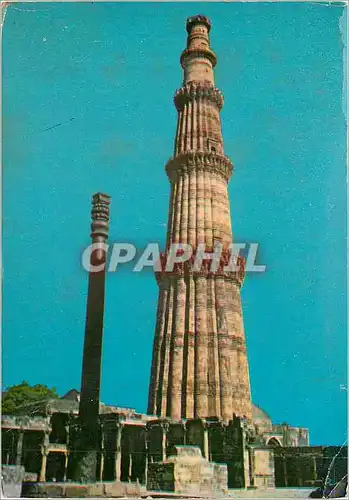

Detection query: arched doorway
xmin=267 ymin=437 xmax=282 ymax=447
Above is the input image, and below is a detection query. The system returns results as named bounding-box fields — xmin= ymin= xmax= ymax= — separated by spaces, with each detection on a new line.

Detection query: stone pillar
xmin=98 ymin=423 xmax=105 ymax=481
xmin=243 ymin=448 xmax=251 ymax=488
xmin=312 ymin=455 xmax=317 ymax=482
xmin=65 ymin=424 xmax=70 ymax=446
xmin=98 ymin=452 xmax=104 ymax=481
xmin=161 ymin=424 xmax=168 ymax=462
xmin=79 ymin=193 xmax=111 ymax=420
xmin=203 ymin=425 xmax=209 ymax=460
xmin=16 ymin=431 xmax=24 ymax=466
xmin=296 ymin=459 xmax=302 ymax=487
xmin=73 ymin=193 xmax=111 ymax=482
xmin=248 ymin=446 xmax=255 ymax=488
xmin=115 ymin=424 xmax=123 ymax=482
xmin=63 ymin=453 xmax=69 ymax=482
xmin=128 ymin=454 xmax=133 ymax=481
xmin=144 ymin=432 xmax=149 ymax=486
xmin=39 ymin=452 xmax=48 ymax=482
xmin=283 ymin=456 xmax=288 ymax=487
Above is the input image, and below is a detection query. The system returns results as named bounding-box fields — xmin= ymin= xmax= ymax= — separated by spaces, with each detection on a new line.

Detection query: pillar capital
xmin=90 ymin=192 xmax=111 ymax=241
xmin=160 ymin=422 xmax=170 ymax=433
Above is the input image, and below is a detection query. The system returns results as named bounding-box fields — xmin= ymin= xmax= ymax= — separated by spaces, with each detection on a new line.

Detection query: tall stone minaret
xmin=147 ymin=15 xmax=252 ymax=422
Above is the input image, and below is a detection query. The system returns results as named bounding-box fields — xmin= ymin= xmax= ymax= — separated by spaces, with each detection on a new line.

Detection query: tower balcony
xmin=174 ymin=82 xmax=224 ymax=111
xmin=155 ymin=251 xmax=246 ymax=287
xmin=165 ymin=151 xmax=233 ymax=182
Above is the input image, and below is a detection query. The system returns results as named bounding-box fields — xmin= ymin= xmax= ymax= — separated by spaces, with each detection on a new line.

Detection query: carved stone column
xmin=63 ymin=453 xmax=69 ymax=482
xmin=161 ymin=423 xmax=168 ymax=462
xmin=203 ymin=423 xmax=209 ymax=460
xmin=312 ymin=455 xmax=317 ymax=482
xmin=144 ymin=430 xmax=149 ymax=486
xmin=283 ymin=455 xmax=288 ymax=487
xmin=65 ymin=423 xmax=70 ymax=447
xmin=99 ymin=424 xmax=105 ymax=481
xmin=248 ymin=446 xmax=255 ymax=488
xmin=16 ymin=430 xmax=24 ymax=466
xmin=73 ymin=193 xmax=111 ymax=482
xmin=39 ymin=451 xmax=48 ymax=482
xmin=128 ymin=454 xmax=133 ymax=482
xmin=115 ymin=424 xmax=123 ymax=482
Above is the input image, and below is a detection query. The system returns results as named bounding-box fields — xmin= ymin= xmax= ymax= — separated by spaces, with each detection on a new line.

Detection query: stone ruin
xmin=147 ymin=445 xmax=228 ymax=496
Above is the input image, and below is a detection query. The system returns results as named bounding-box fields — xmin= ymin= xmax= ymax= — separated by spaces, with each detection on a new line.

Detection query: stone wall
xmin=22 ymin=481 xmax=146 ymax=498
xmin=210 ymin=417 xmax=246 ymax=488
xmin=147 ymin=462 xmax=175 ymax=492
xmin=272 ymin=424 xmax=309 ymax=447
xmin=3 ymin=409 xmax=321 ymax=493
xmin=251 ymin=448 xmax=275 ymax=488
xmin=273 ymin=446 xmax=348 ymax=488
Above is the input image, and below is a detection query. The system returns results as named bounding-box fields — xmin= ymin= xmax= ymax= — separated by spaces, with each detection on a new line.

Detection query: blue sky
xmin=2 ymin=2 xmax=347 ymax=446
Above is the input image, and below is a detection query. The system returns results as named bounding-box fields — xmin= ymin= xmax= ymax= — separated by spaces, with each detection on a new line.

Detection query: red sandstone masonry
xmin=147 ymin=16 xmax=252 ymax=422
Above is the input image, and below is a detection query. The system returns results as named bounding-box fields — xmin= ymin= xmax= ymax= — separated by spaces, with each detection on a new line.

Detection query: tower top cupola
xmin=186 ymin=15 xmax=212 ymax=33
xmin=181 ymin=14 xmax=217 ymax=85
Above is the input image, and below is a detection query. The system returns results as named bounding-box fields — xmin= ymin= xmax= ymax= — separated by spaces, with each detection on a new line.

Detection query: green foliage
xmin=1 ymin=381 xmax=59 ymax=415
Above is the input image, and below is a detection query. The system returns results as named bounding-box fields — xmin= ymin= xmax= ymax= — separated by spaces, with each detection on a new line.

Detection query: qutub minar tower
xmin=4 ymin=15 xmax=329 ymax=498
xmin=148 ymin=15 xmax=252 ymax=422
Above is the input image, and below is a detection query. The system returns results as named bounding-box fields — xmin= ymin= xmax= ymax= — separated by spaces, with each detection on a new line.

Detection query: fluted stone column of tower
xmin=148 ymin=16 xmax=252 ymax=422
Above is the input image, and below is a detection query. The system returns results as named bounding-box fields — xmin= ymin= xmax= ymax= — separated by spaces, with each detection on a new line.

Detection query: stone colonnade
xmin=3 ymin=414 xmax=250 ymax=487
xmin=2 ymin=427 xmax=70 ymax=483
xmin=92 ymin=416 xmax=249 ymax=489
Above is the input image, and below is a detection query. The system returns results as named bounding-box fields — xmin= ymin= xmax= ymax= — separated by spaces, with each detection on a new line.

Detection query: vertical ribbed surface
xmin=147 ymin=17 xmax=252 ymax=422
xmin=207 ymin=276 xmax=220 ymax=417
xmin=159 ymin=282 xmax=174 ymax=416
xmin=195 ymin=275 xmax=208 ymax=416
xmin=169 ymin=277 xmax=186 ymax=420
